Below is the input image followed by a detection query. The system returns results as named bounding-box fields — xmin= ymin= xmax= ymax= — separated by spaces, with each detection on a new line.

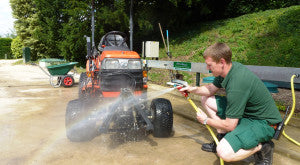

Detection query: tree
xmin=59 ymin=0 xmax=131 ymax=64
xmin=58 ymin=0 xmax=91 ymax=63
xmin=33 ymin=0 xmax=67 ymax=59
xmin=225 ymin=0 xmax=299 ymax=17
xmin=10 ymin=0 xmax=299 ymax=64
xmin=10 ymin=0 xmax=39 ymax=60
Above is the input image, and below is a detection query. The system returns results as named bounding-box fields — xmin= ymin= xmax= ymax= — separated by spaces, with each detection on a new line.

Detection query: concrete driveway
xmin=0 ymin=60 xmax=299 ymax=165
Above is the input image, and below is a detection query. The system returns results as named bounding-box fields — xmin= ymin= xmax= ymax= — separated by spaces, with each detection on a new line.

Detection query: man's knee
xmin=216 ymin=139 xmax=236 ymax=162
xmin=201 ymin=95 xmax=217 ymax=112
xmin=201 ymin=95 xmax=214 ymax=107
xmin=201 ymin=95 xmax=208 ymax=105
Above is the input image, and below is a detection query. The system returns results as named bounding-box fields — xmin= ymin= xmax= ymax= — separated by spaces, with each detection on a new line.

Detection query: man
xmin=179 ymin=42 xmax=282 ymax=164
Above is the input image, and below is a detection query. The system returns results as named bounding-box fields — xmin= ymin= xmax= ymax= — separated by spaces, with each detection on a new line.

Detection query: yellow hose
xmin=187 ymin=97 xmax=224 ymax=165
xmin=282 ymin=75 xmax=300 ymax=146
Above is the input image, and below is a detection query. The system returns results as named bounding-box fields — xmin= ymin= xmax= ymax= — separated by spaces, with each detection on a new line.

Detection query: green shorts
xmin=215 ymin=95 xmax=275 ymax=152
xmin=224 ymin=118 xmax=275 ymax=152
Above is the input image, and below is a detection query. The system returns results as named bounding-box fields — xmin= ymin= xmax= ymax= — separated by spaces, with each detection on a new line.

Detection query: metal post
xmin=166 ymin=30 xmax=169 ymax=53
xmin=142 ymin=41 xmax=145 ymax=58
xmin=91 ymin=0 xmax=95 ymax=47
xmin=129 ymin=0 xmax=133 ymax=50
xmin=196 ymin=72 xmax=200 ymax=86
xmin=86 ymin=36 xmax=91 ymax=58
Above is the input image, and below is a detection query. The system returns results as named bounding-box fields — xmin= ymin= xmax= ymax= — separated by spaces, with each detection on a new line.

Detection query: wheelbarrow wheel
xmin=150 ymin=98 xmax=173 ymax=138
xmin=65 ymin=99 xmax=97 ymax=142
xmin=62 ymin=75 xmax=74 ymax=87
xmin=49 ymin=75 xmax=62 ymax=88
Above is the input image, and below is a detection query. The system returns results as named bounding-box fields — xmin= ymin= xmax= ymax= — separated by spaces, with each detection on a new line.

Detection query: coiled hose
xmin=282 ymin=74 xmax=300 ymax=146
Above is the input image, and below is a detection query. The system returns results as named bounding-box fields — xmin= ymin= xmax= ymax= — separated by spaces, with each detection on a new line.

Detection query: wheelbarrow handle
xmin=31 ymin=63 xmax=50 ymax=77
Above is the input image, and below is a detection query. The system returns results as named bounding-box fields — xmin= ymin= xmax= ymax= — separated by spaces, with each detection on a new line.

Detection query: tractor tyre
xmin=150 ymin=98 xmax=173 ymax=137
xmin=78 ymin=73 xmax=88 ymax=99
xmin=62 ymin=75 xmax=74 ymax=87
xmin=65 ymin=99 xmax=97 ymax=142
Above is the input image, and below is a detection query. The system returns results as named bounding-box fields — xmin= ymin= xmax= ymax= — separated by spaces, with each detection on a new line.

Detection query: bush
xmin=0 ymin=38 xmax=12 ymax=59
xmin=11 ymin=36 xmax=23 ymax=59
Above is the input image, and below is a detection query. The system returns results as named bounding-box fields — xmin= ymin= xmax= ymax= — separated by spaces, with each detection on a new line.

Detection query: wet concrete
xmin=0 ymin=61 xmax=299 ymax=165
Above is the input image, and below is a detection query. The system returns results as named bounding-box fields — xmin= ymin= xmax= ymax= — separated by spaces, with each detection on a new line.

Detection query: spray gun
xmin=167 ymin=79 xmax=188 ymax=92
xmin=167 ymin=79 xmax=224 ymax=165
xmin=167 ymin=79 xmax=204 ymax=113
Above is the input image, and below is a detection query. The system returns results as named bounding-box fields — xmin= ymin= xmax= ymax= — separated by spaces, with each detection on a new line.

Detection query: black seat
xmin=98 ymin=31 xmax=130 ymax=51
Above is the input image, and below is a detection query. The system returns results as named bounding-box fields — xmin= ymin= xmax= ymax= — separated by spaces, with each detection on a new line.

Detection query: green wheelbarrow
xmin=35 ymin=62 xmax=78 ymax=87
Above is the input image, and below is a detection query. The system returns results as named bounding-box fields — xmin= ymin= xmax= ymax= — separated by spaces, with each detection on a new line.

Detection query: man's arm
xmin=197 ymin=112 xmax=239 ymax=132
xmin=180 ymin=83 xmax=219 ymax=96
xmin=206 ymin=118 xmax=238 ymax=132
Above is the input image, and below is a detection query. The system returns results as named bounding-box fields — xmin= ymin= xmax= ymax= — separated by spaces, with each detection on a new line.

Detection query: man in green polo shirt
xmin=179 ymin=42 xmax=282 ymax=164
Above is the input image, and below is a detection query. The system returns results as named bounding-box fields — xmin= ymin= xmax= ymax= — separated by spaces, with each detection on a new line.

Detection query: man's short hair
xmin=203 ymin=42 xmax=232 ymax=63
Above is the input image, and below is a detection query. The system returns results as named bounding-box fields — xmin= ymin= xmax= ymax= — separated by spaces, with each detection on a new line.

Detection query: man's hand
xmin=196 ymin=109 xmax=208 ymax=124
xmin=178 ymin=86 xmax=197 ymax=96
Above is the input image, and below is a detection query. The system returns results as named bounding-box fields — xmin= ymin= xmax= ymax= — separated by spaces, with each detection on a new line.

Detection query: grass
xmin=275 ymin=101 xmax=287 ymax=112
xmin=151 ymin=5 xmax=300 ymax=85
xmin=12 ymin=59 xmax=24 ymax=65
xmin=159 ymin=5 xmax=299 ymax=66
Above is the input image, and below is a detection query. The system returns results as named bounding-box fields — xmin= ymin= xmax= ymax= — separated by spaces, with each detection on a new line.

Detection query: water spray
xmin=167 ymin=79 xmax=224 ymax=165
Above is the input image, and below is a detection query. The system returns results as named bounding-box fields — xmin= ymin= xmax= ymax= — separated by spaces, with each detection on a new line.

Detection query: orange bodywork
xmin=83 ymin=50 xmax=143 ymax=98
xmin=100 ymin=50 xmax=140 ymax=61
xmin=102 ymin=91 xmax=142 ymax=97
xmin=86 ymin=56 xmax=101 ymax=72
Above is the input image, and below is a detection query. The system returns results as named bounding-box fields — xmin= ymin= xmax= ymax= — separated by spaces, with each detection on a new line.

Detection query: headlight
xmin=128 ymin=59 xmax=142 ymax=69
xmin=104 ymin=59 xmax=119 ymax=69
xmin=102 ymin=59 xmax=142 ymax=69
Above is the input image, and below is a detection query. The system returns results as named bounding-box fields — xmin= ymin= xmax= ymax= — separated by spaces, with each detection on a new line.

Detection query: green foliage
xmin=275 ymin=101 xmax=287 ymax=111
xmin=9 ymin=0 xmax=299 ymax=66
xmin=58 ymin=0 xmax=91 ymax=64
xmin=10 ymin=0 xmax=38 ymax=60
xmin=166 ymin=6 xmax=300 ymax=67
xmin=33 ymin=0 xmax=66 ymax=59
xmin=11 ymin=59 xmax=23 ymax=65
xmin=148 ymin=72 xmax=163 ymax=82
xmin=0 ymin=38 xmax=12 ymax=59
xmin=181 ymin=71 xmax=193 ymax=84
xmin=11 ymin=36 xmax=23 ymax=58
xmin=225 ymin=0 xmax=298 ymax=17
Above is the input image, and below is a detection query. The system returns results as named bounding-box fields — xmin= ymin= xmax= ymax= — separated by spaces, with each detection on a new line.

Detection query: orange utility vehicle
xmin=65 ymin=31 xmax=173 ymax=142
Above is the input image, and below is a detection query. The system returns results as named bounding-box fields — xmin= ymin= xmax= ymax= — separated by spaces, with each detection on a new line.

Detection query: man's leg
xmin=217 ymin=138 xmax=262 ymax=162
xmin=201 ymin=95 xmax=218 ymax=118
xmin=201 ymin=96 xmax=227 ymax=133
xmin=201 ymin=96 xmax=226 ymax=152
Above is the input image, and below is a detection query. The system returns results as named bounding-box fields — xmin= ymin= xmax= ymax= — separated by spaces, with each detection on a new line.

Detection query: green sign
xmin=173 ymin=62 xmax=191 ymax=71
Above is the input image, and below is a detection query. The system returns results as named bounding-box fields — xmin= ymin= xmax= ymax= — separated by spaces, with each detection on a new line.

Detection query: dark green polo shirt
xmin=213 ymin=62 xmax=282 ymax=124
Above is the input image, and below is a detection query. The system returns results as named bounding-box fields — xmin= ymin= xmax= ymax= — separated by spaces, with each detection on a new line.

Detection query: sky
xmin=0 ymin=0 xmax=15 ymax=36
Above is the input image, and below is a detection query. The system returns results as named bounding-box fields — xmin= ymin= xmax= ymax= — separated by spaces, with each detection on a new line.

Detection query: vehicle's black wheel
xmin=78 ymin=73 xmax=88 ymax=99
xmin=62 ymin=75 xmax=74 ymax=87
xmin=150 ymin=98 xmax=173 ymax=137
xmin=65 ymin=99 xmax=97 ymax=142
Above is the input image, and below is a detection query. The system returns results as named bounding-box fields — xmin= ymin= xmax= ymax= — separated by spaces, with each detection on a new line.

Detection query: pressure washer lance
xmin=167 ymin=79 xmax=224 ymax=165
